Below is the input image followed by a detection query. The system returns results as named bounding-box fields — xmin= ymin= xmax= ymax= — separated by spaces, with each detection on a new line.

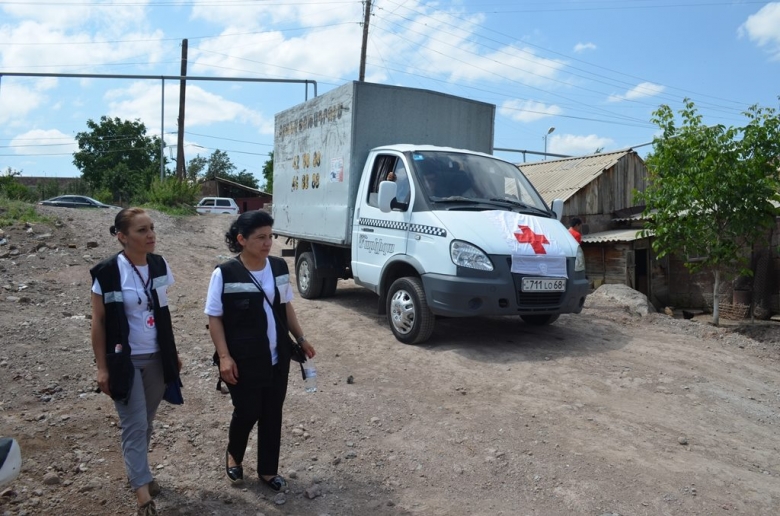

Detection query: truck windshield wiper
xmin=486 ymin=197 xmax=552 ymax=217
xmin=429 ymin=196 xmax=481 ymax=203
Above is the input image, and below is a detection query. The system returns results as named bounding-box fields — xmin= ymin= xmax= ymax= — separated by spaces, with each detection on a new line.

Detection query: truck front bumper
xmin=421 ymin=256 xmax=588 ymax=318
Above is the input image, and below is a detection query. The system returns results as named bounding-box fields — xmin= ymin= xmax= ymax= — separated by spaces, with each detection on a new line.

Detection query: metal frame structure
xmin=0 ymin=72 xmax=318 ymax=178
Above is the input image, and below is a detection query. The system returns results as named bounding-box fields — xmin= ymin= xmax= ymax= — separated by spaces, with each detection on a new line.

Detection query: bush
xmin=91 ymin=187 xmax=114 ymax=205
xmin=0 ymin=197 xmax=49 ymax=227
xmin=2 ymin=182 xmax=35 ymax=202
xmin=145 ymin=177 xmax=200 ymax=211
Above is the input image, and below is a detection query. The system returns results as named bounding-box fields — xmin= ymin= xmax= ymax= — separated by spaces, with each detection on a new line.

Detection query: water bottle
xmin=303 ymin=358 xmax=317 ymax=393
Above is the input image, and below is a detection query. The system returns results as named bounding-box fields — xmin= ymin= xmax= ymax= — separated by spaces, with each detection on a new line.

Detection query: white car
xmin=195 ymin=197 xmax=239 ymax=215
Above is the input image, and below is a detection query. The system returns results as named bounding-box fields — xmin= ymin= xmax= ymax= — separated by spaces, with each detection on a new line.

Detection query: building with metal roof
xmin=518 ymin=149 xmax=648 ymax=232
xmin=518 ymin=150 xmax=658 ymax=302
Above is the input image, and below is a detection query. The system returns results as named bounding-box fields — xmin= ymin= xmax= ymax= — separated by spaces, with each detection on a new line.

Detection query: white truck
xmin=273 ymin=81 xmax=588 ymax=344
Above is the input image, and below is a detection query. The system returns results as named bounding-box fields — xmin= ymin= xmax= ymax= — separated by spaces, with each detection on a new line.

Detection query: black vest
xmin=218 ymin=257 xmax=293 ymax=377
xmin=90 ymin=253 xmax=179 ymax=403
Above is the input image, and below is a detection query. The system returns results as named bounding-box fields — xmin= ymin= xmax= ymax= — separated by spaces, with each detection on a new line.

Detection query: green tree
xmin=637 ymin=99 xmax=780 ymax=325
xmin=205 ymin=149 xmax=235 ymax=180
xmin=187 ymin=155 xmax=207 ymax=182
xmin=73 ymin=116 xmax=163 ymax=200
xmin=262 ymin=151 xmax=273 ymax=193
xmin=204 ymin=149 xmax=259 ymax=189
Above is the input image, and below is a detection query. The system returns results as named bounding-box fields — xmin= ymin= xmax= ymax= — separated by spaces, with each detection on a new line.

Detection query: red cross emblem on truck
xmin=514 ymin=225 xmax=549 ymax=254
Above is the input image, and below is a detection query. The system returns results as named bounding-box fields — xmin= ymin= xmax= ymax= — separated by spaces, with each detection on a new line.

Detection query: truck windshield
xmin=410 ymin=151 xmax=548 ymax=211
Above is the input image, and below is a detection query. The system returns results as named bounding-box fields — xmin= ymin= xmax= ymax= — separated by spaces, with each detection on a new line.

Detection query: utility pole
xmin=358 ymin=0 xmax=372 ymax=81
xmin=175 ymin=39 xmax=188 ymax=180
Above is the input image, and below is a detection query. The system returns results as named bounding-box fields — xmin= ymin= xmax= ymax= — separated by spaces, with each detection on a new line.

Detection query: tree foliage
xmin=637 ymin=99 xmax=780 ymax=324
xmin=201 ymin=149 xmax=259 ymax=189
xmin=187 ymin=155 xmax=207 ymax=182
xmin=262 ymin=151 xmax=274 ymax=193
xmin=73 ymin=116 xmax=164 ymax=201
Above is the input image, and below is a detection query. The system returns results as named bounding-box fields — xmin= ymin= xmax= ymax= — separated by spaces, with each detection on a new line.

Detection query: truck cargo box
xmin=272 ymin=81 xmax=495 ymax=245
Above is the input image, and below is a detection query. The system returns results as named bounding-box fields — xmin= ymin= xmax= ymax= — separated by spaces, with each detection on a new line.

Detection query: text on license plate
xmin=521 ymin=277 xmax=566 ymax=292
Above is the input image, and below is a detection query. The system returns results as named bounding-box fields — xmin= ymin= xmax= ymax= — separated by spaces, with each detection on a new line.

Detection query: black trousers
xmin=226 ymin=361 xmax=289 ymax=476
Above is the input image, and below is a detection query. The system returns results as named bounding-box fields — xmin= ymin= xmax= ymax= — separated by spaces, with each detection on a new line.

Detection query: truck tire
xmin=321 ymin=277 xmax=338 ymax=298
xmin=386 ymin=277 xmax=435 ymax=344
xmin=296 ymin=252 xmax=323 ymax=299
xmin=520 ymin=314 xmax=560 ymax=326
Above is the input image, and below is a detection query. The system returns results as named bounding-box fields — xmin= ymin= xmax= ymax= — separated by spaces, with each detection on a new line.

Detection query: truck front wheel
xmin=386 ymin=277 xmax=435 ymax=344
xmin=520 ymin=314 xmax=560 ymax=326
xmin=296 ymin=252 xmax=323 ymax=299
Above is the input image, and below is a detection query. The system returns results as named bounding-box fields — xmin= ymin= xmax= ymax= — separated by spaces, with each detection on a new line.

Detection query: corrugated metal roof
xmin=582 ymin=228 xmax=653 ymax=243
xmin=612 ymin=212 xmax=652 ymax=222
xmin=518 ymin=149 xmax=633 ymax=204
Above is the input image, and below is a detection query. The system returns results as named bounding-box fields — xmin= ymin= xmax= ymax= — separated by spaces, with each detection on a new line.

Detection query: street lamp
xmin=543 ymin=126 xmax=555 ymax=161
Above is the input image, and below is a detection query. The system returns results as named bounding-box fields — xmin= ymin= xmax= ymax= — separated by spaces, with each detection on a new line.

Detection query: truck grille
xmin=516 ymin=291 xmax=563 ymax=307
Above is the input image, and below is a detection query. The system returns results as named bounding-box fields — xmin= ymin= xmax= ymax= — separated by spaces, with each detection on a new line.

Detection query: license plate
xmin=521 ymin=277 xmax=566 ymax=292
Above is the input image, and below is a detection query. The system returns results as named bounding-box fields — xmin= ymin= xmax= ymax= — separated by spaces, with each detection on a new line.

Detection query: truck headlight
xmin=451 ymin=241 xmax=494 ymax=271
xmin=575 ymin=246 xmax=586 ymax=272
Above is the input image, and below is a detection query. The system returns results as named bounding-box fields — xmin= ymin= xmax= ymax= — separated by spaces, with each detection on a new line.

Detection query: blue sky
xmin=1 ymin=0 xmax=778 ymax=184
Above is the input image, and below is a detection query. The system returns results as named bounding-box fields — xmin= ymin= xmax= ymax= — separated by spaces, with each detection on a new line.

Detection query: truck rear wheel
xmin=520 ymin=314 xmax=560 ymax=326
xmin=296 ymin=252 xmax=323 ymax=299
xmin=386 ymin=277 xmax=435 ymax=344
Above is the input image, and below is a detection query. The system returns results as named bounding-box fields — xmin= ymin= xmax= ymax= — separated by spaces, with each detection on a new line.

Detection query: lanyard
xmin=124 ymin=252 xmax=154 ymax=311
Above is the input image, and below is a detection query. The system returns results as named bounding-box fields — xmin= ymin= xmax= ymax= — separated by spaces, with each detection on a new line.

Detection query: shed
xmin=519 ymin=150 xmax=662 ymax=304
xmin=518 ymin=149 xmax=648 ymax=234
xmin=200 ymin=177 xmax=272 ymax=213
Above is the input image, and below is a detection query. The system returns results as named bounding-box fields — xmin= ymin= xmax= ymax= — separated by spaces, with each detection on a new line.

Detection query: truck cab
xmin=350 ymin=146 xmax=588 ymax=343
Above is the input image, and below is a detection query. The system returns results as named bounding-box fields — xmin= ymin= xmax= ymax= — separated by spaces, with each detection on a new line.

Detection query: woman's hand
xmin=219 ymin=354 xmax=239 ymax=385
xmin=177 ymin=354 xmax=183 ymax=373
xmin=301 ymin=341 xmax=316 ymax=359
xmin=96 ymin=367 xmax=110 ymax=396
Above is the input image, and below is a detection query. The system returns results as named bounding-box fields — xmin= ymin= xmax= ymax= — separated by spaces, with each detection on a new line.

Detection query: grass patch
xmin=141 ymin=203 xmax=198 ymax=217
xmin=0 ymin=197 xmax=51 ymax=227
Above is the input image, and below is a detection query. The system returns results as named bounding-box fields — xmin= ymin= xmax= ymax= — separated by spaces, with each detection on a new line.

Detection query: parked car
xmin=38 ymin=195 xmax=120 ymax=209
xmin=195 ymin=197 xmax=240 ymax=215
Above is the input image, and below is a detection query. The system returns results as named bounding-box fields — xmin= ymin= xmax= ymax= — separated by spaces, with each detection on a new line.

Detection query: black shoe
xmin=225 ymin=448 xmax=244 ymax=485
xmin=261 ymin=475 xmax=287 ymax=491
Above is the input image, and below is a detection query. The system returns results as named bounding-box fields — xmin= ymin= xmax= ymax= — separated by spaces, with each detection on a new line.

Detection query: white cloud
xmin=0 ymin=79 xmax=55 ymax=125
xmin=10 ymin=129 xmax=77 ymax=156
xmin=573 ymin=42 xmax=596 ymax=53
xmin=104 ymin=82 xmax=270 ymax=137
xmin=1 ymin=0 xmax=151 ymax=30
xmin=191 ymin=24 xmax=363 ymax=80
xmin=0 ymin=20 xmax=166 ymax=72
xmin=190 ymin=0 xmax=359 ymax=27
xmin=549 ymin=134 xmax=614 ymax=156
xmin=499 ymin=100 xmax=562 ymax=123
xmin=739 ymin=3 xmax=780 ymax=59
xmin=607 ymin=82 xmax=666 ymax=102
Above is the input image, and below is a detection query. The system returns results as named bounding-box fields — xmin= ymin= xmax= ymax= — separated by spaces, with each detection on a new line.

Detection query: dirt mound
xmin=583 ymin=283 xmax=656 ymax=316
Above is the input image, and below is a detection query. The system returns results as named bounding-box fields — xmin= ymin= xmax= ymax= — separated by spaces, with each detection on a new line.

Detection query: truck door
xmin=353 ymin=154 xmax=410 ymax=290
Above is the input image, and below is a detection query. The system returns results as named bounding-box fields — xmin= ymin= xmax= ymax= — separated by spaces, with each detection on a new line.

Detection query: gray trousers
xmin=114 ymin=353 xmax=165 ymax=490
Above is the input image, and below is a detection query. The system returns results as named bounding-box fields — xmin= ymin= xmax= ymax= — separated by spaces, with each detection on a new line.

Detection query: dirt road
xmin=1 ymin=207 xmax=778 ymax=515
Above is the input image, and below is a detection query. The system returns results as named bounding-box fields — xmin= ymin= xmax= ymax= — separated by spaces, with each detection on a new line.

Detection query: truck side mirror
xmin=378 ymin=181 xmax=398 ymax=213
xmin=551 ymin=199 xmax=563 ymax=221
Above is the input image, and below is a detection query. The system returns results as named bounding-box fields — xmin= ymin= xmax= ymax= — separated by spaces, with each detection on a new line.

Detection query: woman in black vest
xmin=205 ymin=211 xmax=315 ymax=490
xmin=90 ymin=208 xmax=181 ymax=516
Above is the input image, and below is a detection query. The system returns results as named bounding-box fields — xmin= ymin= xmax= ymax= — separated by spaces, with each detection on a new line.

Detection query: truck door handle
xmin=361 ymin=228 xmax=374 ymax=232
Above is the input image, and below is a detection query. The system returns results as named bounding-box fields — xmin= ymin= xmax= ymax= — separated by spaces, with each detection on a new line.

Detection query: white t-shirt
xmin=204 ymin=261 xmax=294 ymax=365
xmin=92 ymin=254 xmax=175 ymax=355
